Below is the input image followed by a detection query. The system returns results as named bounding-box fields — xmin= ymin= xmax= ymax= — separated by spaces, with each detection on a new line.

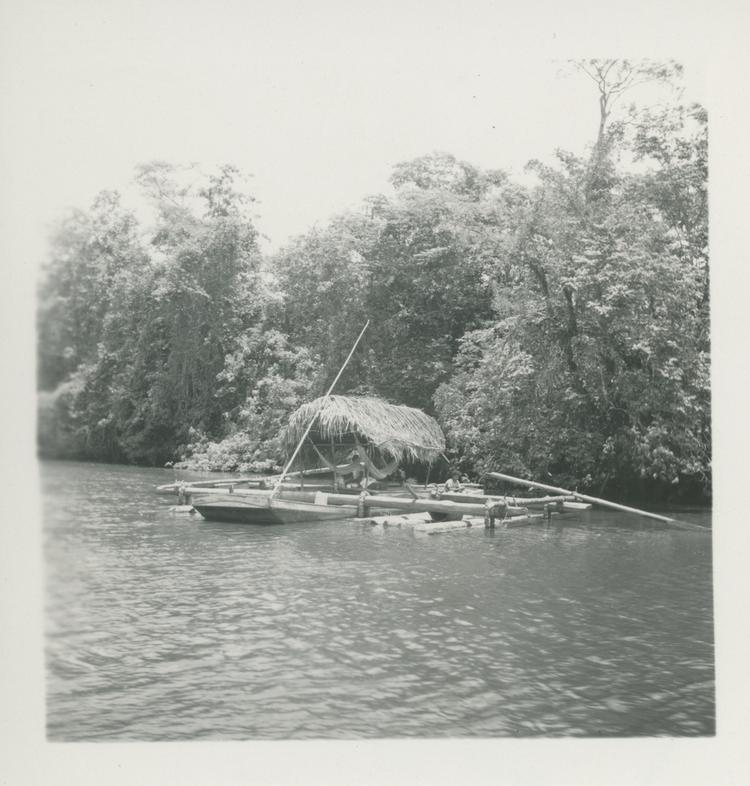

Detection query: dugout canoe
xmin=193 ymin=493 xmax=361 ymax=524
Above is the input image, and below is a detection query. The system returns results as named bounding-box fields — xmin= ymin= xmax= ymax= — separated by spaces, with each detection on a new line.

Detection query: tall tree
xmin=271 ymin=211 xmax=377 ymax=390
xmin=436 ymin=64 xmax=709 ymax=499
xmin=37 ymin=163 xmax=267 ymax=464
xmin=115 ymin=163 xmax=264 ymax=462
xmin=272 ymin=152 xmax=513 ymax=411
xmin=37 ymin=191 xmax=148 ymax=391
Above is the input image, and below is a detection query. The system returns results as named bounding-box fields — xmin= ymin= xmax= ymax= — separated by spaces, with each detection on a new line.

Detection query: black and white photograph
xmin=1 ymin=1 xmax=748 ymax=784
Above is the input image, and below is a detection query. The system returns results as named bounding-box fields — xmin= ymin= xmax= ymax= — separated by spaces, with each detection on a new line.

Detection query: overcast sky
xmin=1 ymin=1 xmax=713 ymax=259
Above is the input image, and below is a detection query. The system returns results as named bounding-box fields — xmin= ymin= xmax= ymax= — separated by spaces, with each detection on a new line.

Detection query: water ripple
xmin=43 ymin=461 xmax=714 ymax=739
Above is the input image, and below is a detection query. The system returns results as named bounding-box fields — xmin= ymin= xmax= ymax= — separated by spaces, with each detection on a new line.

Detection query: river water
xmin=42 ymin=461 xmax=714 ymax=740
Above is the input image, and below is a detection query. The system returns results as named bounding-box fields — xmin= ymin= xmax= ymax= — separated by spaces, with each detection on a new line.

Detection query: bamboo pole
xmin=486 ymin=472 xmax=708 ymax=532
xmin=439 ymin=492 xmax=577 ymax=506
xmin=271 ymin=321 xmax=370 ymax=500
xmin=155 ymin=463 xmax=362 ymax=494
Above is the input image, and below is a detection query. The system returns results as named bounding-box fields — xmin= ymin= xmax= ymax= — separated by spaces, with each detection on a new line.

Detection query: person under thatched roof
xmin=284 ymin=394 xmax=446 ymax=468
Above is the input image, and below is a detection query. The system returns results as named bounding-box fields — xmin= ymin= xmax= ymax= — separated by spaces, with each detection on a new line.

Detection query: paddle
xmin=485 ymin=472 xmax=709 ymax=533
xmin=270 ymin=321 xmax=371 ymax=500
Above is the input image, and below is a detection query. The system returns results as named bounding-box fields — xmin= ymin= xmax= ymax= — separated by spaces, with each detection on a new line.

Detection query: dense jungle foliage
xmin=37 ymin=61 xmax=710 ymax=501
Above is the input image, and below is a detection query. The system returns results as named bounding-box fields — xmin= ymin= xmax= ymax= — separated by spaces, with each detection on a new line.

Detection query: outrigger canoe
xmin=174 ymin=486 xmax=528 ymax=525
xmin=158 ymin=477 xmax=582 ymax=526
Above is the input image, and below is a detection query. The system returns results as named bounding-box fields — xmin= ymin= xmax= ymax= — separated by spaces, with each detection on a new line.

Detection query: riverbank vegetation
xmin=36 ymin=61 xmax=710 ymax=502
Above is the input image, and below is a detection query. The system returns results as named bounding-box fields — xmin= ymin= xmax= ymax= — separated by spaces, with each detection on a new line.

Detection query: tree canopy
xmin=36 ymin=62 xmax=710 ymax=501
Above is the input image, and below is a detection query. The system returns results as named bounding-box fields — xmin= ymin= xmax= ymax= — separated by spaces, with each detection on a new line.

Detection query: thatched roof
xmin=285 ymin=395 xmax=445 ymax=464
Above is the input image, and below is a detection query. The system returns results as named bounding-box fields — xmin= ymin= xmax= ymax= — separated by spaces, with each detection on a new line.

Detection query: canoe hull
xmin=193 ymin=494 xmax=361 ymax=524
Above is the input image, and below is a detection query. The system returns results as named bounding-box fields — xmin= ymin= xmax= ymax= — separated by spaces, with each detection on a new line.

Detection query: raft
xmin=360 ymin=510 xmax=556 ymax=534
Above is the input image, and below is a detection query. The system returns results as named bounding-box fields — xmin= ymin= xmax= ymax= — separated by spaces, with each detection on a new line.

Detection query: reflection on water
xmin=43 ymin=461 xmax=714 ymax=740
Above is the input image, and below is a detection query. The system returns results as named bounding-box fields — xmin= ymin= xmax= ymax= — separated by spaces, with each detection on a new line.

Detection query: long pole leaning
xmin=486 ymin=472 xmax=708 ymax=532
xmin=270 ymin=320 xmax=371 ymax=500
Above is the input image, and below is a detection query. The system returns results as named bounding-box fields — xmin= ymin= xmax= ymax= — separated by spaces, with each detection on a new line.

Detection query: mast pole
xmin=271 ymin=321 xmax=370 ymax=499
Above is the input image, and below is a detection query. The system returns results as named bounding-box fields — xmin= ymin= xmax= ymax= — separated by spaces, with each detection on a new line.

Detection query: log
xmin=412 ymin=511 xmax=548 ymax=534
xmin=360 ymin=512 xmax=432 ymax=527
xmin=563 ymin=501 xmax=593 ymax=511
xmin=486 ymin=472 xmax=708 ymax=532
xmin=168 ymin=504 xmax=196 ymax=514
xmin=413 ymin=519 xmax=479 ymax=534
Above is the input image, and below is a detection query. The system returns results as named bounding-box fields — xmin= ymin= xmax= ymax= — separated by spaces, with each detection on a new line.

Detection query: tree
xmin=271 ymin=211 xmax=377 ymax=391
xmin=182 ymin=329 xmax=324 ymax=472
xmin=390 ymin=151 xmax=506 ymax=199
xmin=37 ymin=191 xmax=148 ymax=391
xmin=37 ymin=163 xmax=268 ymax=464
xmin=115 ymin=163 xmax=264 ymax=462
xmin=572 ymin=59 xmax=683 ymax=199
xmin=272 ymin=154 xmax=514 ymax=412
xmin=37 ymin=191 xmax=151 ymax=460
xmin=436 ymin=63 xmax=709 ymax=500
xmin=364 ymin=183 xmax=499 ymax=409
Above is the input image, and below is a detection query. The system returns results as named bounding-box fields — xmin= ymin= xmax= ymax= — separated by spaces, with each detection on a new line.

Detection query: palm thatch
xmin=285 ymin=395 xmax=445 ymax=464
